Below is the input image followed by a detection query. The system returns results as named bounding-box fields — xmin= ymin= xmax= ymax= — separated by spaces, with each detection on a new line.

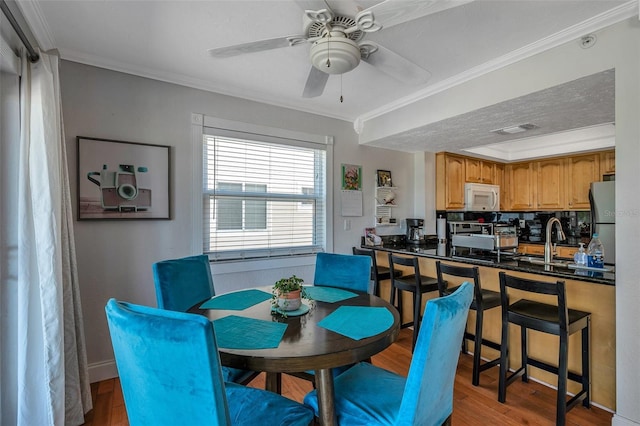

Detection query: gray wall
xmin=59 ymin=60 xmax=415 ymax=380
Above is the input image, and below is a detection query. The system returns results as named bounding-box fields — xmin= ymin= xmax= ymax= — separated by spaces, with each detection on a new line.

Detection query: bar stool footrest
xmin=505 ymin=366 xmax=526 ymax=387
xmin=478 ymin=357 xmax=501 ymax=373
xmin=567 ymin=390 xmax=590 ymax=411
xmin=527 ymin=357 xmax=586 ymax=385
xmin=400 ymin=321 xmax=415 ymax=329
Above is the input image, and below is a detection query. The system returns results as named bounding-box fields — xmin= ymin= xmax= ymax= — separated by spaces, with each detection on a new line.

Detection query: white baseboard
xmin=88 ymin=359 xmax=118 ymax=383
xmin=612 ymin=414 xmax=640 ymax=426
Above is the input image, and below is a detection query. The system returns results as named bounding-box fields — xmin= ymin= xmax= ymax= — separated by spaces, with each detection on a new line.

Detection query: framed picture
xmin=77 ymin=136 xmax=171 ymax=220
xmin=341 ymin=163 xmax=362 ymax=190
xmin=377 ymin=170 xmax=392 ymax=187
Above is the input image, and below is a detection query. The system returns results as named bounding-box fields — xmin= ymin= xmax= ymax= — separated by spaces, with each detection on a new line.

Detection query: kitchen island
xmin=367 ymin=242 xmax=615 ymax=411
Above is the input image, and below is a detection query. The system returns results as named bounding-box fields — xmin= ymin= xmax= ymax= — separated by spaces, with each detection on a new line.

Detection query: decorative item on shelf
xmin=376 ymin=169 xmax=392 ymax=187
xmin=383 ymin=189 xmax=396 ymax=205
xmin=271 ymin=275 xmax=310 ymax=316
xmin=364 ymin=227 xmax=382 ymax=246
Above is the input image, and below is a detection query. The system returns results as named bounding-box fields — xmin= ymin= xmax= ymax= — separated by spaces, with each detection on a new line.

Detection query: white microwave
xmin=464 ymin=183 xmax=500 ymax=212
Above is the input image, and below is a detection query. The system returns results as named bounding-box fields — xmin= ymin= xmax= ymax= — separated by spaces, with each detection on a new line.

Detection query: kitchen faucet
xmin=544 ymin=217 xmax=567 ymax=264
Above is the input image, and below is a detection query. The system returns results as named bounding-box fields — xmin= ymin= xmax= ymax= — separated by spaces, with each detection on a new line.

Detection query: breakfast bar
xmin=366 ymin=241 xmax=616 ymax=411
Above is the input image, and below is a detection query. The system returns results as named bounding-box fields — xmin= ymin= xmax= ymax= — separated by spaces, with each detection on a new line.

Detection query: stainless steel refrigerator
xmin=589 ymin=181 xmax=615 ymax=265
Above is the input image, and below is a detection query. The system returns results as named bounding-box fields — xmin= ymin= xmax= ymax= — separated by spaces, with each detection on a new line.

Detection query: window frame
xmin=191 ymin=114 xmax=334 ymax=262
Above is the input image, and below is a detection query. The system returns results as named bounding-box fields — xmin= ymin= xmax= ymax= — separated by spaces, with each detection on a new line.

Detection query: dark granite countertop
xmin=367 ymin=243 xmax=615 ymax=286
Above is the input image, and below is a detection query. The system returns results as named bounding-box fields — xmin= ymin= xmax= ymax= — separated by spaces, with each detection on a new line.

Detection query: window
xmin=216 ymin=182 xmax=266 ymax=230
xmin=203 ymin=133 xmax=326 ymax=260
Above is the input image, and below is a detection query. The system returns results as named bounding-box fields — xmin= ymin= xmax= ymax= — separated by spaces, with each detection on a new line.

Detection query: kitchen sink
xmin=516 ymin=256 xmax=570 ymax=268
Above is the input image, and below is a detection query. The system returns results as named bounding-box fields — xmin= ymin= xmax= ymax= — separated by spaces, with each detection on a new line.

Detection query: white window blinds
xmin=203 ymin=133 xmax=326 ymax=260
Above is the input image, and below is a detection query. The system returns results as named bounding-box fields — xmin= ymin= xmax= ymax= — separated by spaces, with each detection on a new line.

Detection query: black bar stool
xmin=352 ymin=246 xmax=402 ymax=297
xmin=498 ymin=272 xmax=590 ymax=426
xmin=435 ymin=261 xmax=502 ymax=386
xmin=388 ymin=253 xmax=439 ymax=351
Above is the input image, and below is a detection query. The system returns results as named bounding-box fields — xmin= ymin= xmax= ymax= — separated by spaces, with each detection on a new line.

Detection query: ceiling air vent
xmin=491 ymin=123 xmax=538 ymax=135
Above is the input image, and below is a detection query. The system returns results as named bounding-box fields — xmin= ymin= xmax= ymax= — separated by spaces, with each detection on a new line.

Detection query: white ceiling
xmin=15 ymin=0 xmax=636 ymax=153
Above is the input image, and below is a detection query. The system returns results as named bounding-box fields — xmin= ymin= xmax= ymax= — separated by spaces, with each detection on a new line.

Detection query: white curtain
xmin=17 ymin=50 xmax=92 ymax=425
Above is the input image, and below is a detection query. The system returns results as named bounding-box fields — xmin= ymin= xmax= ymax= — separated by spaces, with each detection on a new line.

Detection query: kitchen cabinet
xmin=375 ymin=186 xmax=398 ymax=226
xmin=465 ymin=158 xmax=495 ymax=184
xmin=436 ymin=150 xmax=611 ymax=211
xmin=494 ymin=163 xmax=506 ymax=210
xmin=436 ymin=153 xmax=466 ymax=210
xmin=506 ymin=162 xmax=536 ymax=210
xmin=518 ymin=243 xmax=545 ymax=255
xmin=557 ymin=246 xmax=579 ymax=259
xmin=519 ymin=244 xmax=578 ymax=259
xmin=535 ymin=158 xmax=565 ymax=209
xmin=600 ymin=150 xmax=615 ymax=176
xmin=566 ymin=153 xmax=600 ymax=210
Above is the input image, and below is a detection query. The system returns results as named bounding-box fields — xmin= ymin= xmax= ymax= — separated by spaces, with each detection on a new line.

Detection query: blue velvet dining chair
xmin=152 ymin=254 xmax=214 ymax=312
xmin=105 ymin=299 xmax=314 ymax=426
xmin=313 ymin=251 xmax=372 ymax=293
xmin=303 ymin=282 xmax=474 ymax=426
xmin=288 ymin=252 xmax=373 ymax=385
xmin=152 ymin=254 xmax=258 ymax=385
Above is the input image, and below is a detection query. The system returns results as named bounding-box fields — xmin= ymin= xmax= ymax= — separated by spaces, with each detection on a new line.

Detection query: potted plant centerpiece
xmin=272 ymin=275 xmax=307 ymax=312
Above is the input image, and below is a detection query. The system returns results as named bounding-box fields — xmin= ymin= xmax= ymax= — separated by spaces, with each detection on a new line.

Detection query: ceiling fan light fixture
xmin=310 ymin=36 xmax=361 ymax=75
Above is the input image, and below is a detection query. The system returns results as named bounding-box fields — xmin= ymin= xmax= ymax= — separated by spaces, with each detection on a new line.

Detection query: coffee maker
xmin=406 ymin=218 xmax=425 ymax=245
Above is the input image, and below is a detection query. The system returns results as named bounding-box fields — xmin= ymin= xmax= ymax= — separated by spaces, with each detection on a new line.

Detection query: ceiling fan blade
xmin=361 ymin=43 xmax=431 ymax=86
xmin=358 ymin=0 xmax=473 ymax=30
xmin=294 ymin=0 xmax=334 ymax=13
xmin=209 ymin=36 xmax=305 ymax=58
xmin=302 ymin=67 xmax=329 ymax=98
xmin=295 ymin=0 xmax=364 ymax=17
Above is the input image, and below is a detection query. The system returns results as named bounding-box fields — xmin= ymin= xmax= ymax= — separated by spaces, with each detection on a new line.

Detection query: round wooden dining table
xmin=189 ymin=286 xmax=400 ymax=426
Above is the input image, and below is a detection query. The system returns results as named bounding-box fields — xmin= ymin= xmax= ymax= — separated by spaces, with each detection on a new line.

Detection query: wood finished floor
xmin=82 ymin=329 xmax=612 ymax=425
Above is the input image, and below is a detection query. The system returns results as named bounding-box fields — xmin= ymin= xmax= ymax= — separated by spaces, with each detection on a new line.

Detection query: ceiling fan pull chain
xmin=340 ymin=75 xmax=343 ymax=103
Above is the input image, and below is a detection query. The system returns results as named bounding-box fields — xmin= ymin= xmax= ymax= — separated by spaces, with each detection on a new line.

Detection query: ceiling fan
xmin=208 ymin=0 xmax=472 ymax=98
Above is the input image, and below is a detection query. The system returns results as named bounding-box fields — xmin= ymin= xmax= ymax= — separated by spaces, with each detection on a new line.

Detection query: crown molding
xmin=353 ymin=0 xmax=638 ymax=135
xmin=15 ymin=0 xmax=55 ymax=50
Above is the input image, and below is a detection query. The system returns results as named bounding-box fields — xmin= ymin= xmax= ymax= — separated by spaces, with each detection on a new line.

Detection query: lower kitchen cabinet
xmin=519 ymin=243 xmax=579 ymax=259
xmin=518 ymin=243 xmax=545 ymax=255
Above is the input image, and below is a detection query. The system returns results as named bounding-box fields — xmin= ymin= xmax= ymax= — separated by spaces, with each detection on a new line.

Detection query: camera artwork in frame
xmin=77 ymin=137 xmax=171 ymax=220
xmin=376 ymin=170 xmax=392 ymax=187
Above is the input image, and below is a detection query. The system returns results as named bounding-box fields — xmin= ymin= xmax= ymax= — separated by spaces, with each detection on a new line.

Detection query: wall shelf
xmin=375 ymin=186 xmax=398 ymax=226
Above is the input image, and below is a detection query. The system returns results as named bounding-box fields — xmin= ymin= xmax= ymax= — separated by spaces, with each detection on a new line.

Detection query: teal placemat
xmin=303 ymin=285 xmax=357 ymax=303
xmin=318 ymin=306 xmax=394 ymax=340
xmin=200 ymin=289 xmax=272 ymax=310
xmin=213 ymin=315 xmax=288 ymax=349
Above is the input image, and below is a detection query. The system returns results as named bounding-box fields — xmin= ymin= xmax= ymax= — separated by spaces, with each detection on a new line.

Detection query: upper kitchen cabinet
xmin=494 ymin=163 xmax=506 ymax=210
xmin=566 ymin=153 xmax=600 ymax=210
xmin=465 ymin=158 xmax=495 ymax=184
xmin=506 ymin=162 xmax=536 ymax=210
xmin=600 ymin=150 xmax=615 ymax=176
xmin=436 ymin=150 xmax=612 ymax=211
xmin=535 ymin=158 xmax=565 ymax=209
xmin=436 ymin=153 xmax=465 ymax=210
